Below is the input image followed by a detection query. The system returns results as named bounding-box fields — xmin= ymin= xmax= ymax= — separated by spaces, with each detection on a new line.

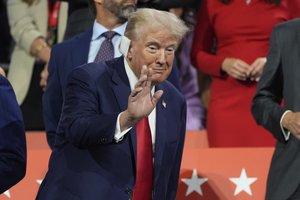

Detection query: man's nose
xmin=156 ymin=50 xmax=166 ymax=65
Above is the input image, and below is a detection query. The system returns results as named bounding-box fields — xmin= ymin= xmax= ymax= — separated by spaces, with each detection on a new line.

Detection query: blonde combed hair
xmin=125 ymin=8 xmax=189 ymax=47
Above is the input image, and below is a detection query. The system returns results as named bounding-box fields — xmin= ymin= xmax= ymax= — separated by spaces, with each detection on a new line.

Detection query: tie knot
xmin=102 ymin=31 xmax=117 ymax=40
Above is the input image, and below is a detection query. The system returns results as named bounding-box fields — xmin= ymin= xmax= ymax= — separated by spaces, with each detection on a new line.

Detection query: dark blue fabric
xmin=0 ymin=76 xmax=26 ymax=193
xmin=37 ymin=57 xmax=186 ymax=200
xmin=43 ymin=28 xmax=181 ymax=149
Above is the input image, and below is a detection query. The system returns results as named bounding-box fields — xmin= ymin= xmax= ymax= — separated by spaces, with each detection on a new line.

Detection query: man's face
xmin=127 ymin=30 xmax=178 ymax=85
xmin=103 ymin=0 xmax=137 ymax=21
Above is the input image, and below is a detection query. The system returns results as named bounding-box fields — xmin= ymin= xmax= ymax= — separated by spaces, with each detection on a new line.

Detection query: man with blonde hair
xmin=44 ymin=0 xmax=181 ymax=150
xmin=36 ymin=8 xmax=188 ymax=200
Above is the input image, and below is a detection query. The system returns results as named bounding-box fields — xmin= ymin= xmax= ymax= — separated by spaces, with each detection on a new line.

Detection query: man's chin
xmin=152 ymin=75 xmax=168 ymax=85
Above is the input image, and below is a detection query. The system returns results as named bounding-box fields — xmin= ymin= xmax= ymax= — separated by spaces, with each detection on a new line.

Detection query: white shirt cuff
xmin=114 ymin=112 xmax=132 ymax=143
xmin=280 ymin=110 xmax=291 ymax=141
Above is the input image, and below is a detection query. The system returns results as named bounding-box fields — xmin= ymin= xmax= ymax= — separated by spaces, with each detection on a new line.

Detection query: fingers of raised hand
xmin=135 ymin=65 xmax=151 ymax=88
xmin=130 ymin=86 xmax=143 ymax=99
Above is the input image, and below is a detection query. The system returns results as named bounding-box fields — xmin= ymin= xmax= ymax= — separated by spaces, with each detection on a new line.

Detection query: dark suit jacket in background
xmin=252 ymin=18 xmax=300 ymax=200
xmin=63 ymin=0 xmax=93 ymax=40
xmin=37 ymin=57 xmax=186 ymax=200
xmin=0 ymin=76 xmax=26 ymax=193
xmin=43 ymin=29 xmax=181 ymax=149
xmin=0 ymin=0 xmax=13 ymax=68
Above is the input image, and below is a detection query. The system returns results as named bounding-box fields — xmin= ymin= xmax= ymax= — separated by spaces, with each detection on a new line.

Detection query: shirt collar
xmin=124 ymin=57 xmax=138 ymax=91
xmin=91 ymin=20 xmax=127 ymax=41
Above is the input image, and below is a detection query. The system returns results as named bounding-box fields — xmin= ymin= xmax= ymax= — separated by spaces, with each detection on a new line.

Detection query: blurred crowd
xmin=1 ymin=0 xmax=299 ymax=148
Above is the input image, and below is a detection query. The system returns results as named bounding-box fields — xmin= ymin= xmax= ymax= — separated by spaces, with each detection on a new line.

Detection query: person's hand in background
xmin=0 ymin=67 xmax=6 ymax=77
xmin=249 ymin=57 xmax=267 ymax=82
xmin=40 ymin=62 xmax=48 ymax=90
xmin=221 ymin=58 xmax=251 ymax=81
xmin=30 ymin=37 xmax=51 ymax=90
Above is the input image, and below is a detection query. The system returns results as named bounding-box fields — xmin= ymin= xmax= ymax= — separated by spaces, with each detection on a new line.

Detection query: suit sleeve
xmin=59 ymin=67 xmax=119 ymax=148
xmin=43 ymin=47 xmax=63 ymax=149
xmin=251 ymin=27 xmax=286 ymax=143
xmin=7 ymin=0 xmax=43 ymax=53
xmin=191 ymin=0 xmax=226 ymax=77
xmin=167 ymin=100 xmax=187 ymax=199
xmin=0 ymin=76 xmax=26 ymax=193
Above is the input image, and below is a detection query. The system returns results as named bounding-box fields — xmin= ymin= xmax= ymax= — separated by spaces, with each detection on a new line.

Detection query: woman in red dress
xmin=191 ymin=0 xmax=300 ymax=147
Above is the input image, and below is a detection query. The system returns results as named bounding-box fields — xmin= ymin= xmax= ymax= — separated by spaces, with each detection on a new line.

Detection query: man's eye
xmin=148 ymin=46 xmax=157 ymax=52
xmin=166 ymin=48 xmax=175 ymax=55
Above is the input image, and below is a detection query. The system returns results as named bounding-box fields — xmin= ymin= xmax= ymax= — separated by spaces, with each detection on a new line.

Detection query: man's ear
xmin=127 ymin=47 xmax=133 ymax=60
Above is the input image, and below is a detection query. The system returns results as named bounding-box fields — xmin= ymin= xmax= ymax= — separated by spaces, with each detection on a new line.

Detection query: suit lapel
xmin=153 ymin=84 xmax=168 ymax=184
xmin=111 ymin=57 xmax=131 ymax=111
xmin=110 ymin=58 xmax=137 ymax=163
xmin=71 ymin=29 xmax=93 ymax=66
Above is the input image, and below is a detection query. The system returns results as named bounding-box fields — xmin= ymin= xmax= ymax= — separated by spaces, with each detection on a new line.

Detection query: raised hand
xmin=221 ymin=58 xmax=251 ymax=81
xmin=120 ymin=66 xmax=163 ymax=131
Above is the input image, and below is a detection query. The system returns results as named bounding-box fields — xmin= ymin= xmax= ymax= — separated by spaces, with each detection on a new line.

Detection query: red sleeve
xmin=287 ymin=0 xmax=300 ymax=19
xmin=191 ymin=0 xmax=226 ymax=77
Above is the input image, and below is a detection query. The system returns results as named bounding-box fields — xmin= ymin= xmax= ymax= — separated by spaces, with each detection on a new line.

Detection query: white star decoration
xmin=230 ymin=168 xmax=257 ymax=196
xmin=4 ymin=190 xmax=11 ymax=198
xmin=181 ymin=168 xmax=208 ymax=196
xmin=0 ymin=169 xmax=260 ymax=198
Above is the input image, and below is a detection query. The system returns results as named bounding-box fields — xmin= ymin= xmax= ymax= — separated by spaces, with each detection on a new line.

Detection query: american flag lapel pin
xmin=162 ymin=100 xmax=167 ymax=108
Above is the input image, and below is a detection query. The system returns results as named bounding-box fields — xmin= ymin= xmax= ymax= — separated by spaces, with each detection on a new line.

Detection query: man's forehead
xmin=139 ymin=31 xmax=177 ymax=44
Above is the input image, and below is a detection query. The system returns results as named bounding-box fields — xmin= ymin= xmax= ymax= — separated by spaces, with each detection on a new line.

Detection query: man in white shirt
xmin=36 ymin=8 xmax=187 ymax=200
xmin=43 ymin=0 xmax=181 ymax=149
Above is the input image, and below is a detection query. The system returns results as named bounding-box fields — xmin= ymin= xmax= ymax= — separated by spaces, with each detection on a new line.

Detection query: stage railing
xmin=0 ymin=131 xmax=273 ymax=200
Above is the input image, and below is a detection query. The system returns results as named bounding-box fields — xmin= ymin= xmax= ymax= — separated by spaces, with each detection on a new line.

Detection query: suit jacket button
xmin=99 ymin=138 xmax=107 ymax=143
xmin=125 ymin=188 xmax=132 ymax=196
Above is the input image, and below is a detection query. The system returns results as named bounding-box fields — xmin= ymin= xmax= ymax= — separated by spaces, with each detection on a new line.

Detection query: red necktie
xmin=132 ymin=117 xmax=153 ymax=200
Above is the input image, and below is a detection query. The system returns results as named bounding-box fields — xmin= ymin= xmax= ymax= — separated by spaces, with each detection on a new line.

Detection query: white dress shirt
xmin=280 ymin=110 xmax=291 ymax=141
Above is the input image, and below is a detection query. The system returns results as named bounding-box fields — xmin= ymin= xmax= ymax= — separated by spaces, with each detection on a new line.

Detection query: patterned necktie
xmin=132 ymin=117 xmax=153 ymax=200
xmin=94 ymin=31 xmax=118 ymax=62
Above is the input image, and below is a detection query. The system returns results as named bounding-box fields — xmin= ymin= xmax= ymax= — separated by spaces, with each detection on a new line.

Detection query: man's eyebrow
xmin=167 ymin=44 xmax=176 ymax=48
xmin=145 ymin=41 xmax=159 ymax=46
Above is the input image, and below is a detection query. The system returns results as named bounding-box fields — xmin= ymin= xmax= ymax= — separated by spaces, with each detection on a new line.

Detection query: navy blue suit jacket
xmin=43 ymin=29 xmax=181 ymax=149
xmin=0 ymin=76 xmax=26 ymax=193
xmin=37 ymin=57 xmax=186 ymax=200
